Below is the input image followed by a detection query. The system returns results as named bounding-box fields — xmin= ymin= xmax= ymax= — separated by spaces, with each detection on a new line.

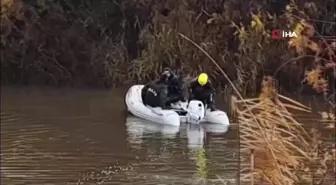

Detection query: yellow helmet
xmin=197 ymin=73 xmax=208 ymax=86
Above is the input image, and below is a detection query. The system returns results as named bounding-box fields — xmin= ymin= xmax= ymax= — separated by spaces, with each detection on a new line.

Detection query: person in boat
xmin=141 ymin=82 xmax=169 ymax=109
xmin=141 ymin=68 xmax=185 ymax=109
xmin=188 ymin=73 xmax=216 ymax=111
xmin=156 ymin=67 xmax=186 ymax=106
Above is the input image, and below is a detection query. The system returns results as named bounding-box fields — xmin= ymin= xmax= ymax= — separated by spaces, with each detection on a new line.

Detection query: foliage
xmin=1 ymin=0 xmax=129 ymax=86
xmin=232 ymin=77 xmax=335 ymax=185
xmin=179 ymin=15 xmax=335 ymax=184
xmin=1 ymin=0 xmax=334 ymax=96
xmin=233 ymin=77 xmax=311 ymax=185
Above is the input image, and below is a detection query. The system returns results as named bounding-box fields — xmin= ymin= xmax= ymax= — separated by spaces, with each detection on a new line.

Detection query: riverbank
xmin=1 ymin=0 xmax=335 ymax=96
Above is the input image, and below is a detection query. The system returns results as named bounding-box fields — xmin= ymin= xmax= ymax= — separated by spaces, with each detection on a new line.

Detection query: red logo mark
xmin=271 ymin=29 xmax=281 ymax=39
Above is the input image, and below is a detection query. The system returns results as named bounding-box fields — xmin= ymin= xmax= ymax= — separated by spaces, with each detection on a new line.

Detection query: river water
xmin=1 ymin=87 xmax=238 ymax=185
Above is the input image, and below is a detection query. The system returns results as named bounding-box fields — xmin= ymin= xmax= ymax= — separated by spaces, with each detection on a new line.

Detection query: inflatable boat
xmin=125 ymin=85 xmax=230 ymax=126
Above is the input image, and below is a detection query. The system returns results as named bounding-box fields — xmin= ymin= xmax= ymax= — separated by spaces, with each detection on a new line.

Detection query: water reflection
xmin=186 ymin=124 xmax=205 ymax=149
xmin=126 ymin=116 xmax=180 ymax=139
xmin=125 ymin=115 xmax=229 ymax=150
xmin=202 ymin=123 xmax=229 ymax=134
xmin=185 ymin=123 xmax=229 ymax=149
xmin=184 ymin=123 xmax=229 ymax=182
xmin=125 ymin=115 xmax=234 ymax=184
xmin=1 ymin=87 xmax=238 ymax=185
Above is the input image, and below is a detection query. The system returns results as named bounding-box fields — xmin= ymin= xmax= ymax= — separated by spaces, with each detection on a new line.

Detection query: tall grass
xmin=235 ymin=92 xmax=335 ymax=185
xmin=233 ymin=77 xmax=312 ymax=185
xmin=190 ymin=38 xmax=335 ymax=185
xmin=177 ymin=11 xmax=334 ymax=185
xmin=150 ymin=5 xmax=335 ymax=184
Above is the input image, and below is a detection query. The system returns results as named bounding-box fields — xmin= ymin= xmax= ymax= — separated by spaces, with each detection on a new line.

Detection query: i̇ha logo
xmin=271 ymin=29 xmax=298 ymax=39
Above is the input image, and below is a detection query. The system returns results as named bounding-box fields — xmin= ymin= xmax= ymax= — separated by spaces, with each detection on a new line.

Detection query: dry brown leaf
xmin=325 ymin=122 xmax=335 ymax=129
xmin=307 ymin=40 xmax=320 ymax=53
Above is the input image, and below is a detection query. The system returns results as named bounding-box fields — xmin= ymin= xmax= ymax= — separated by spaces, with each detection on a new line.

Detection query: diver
xmin=156 ymin=68 xmax=186 ymax=107
xmin=188 ymin=73 xmax=216 ymax=111
xmin=141 ymin=82 xmax=169 ymax=109
xmin=156 ymin=67 xmax=175 ymax=84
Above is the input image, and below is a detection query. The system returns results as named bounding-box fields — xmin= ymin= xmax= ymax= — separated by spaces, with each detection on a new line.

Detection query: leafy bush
xmin=1 ymin=0 xmax=334 ymax=96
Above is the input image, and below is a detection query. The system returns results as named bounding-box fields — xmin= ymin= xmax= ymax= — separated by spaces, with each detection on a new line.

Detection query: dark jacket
xmin=156 ymin=72 xmax=185 ymax=102
xmin=141 ymin=83 xmax=168 ymax=109
xmin=188 ymin=78 xmax=215 ymax=100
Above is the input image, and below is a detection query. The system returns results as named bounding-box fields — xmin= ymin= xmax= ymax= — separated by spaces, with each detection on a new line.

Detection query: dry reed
xmin=233 ymin=76 xmax=313 ymax=185
xmin=179 ymin=26 xmax=334 ymax=185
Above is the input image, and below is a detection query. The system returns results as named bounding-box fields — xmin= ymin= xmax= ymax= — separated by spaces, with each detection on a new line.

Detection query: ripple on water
xmin=1 ymin=111 xmax=127 ymax=185
xmin=122 ymin=117 xmax=238 ymax=184
xmin=1 ymin=88 xmax=239 ymax=185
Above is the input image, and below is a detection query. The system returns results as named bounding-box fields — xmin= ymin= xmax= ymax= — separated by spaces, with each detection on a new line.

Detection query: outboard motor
xmin=186 ymin=100 xmax=205 ymax=124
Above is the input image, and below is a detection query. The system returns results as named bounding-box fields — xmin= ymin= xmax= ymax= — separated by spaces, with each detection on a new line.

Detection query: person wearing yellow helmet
xmin=197 ymin=73 xmax=209 ymax=86
xmin=188 ymin=73 xmax=216 ymax=111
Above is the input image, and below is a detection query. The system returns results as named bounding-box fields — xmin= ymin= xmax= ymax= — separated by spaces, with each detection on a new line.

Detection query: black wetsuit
xmin=156 ymin=70 xmax=185 ymax=106
xmin=188 ymin=78 xmax=216 ymax=111
xmin=141 ymin=82 xmax=168 ymax=109
xmin=141 ymin=68 xmax=185 ymax=109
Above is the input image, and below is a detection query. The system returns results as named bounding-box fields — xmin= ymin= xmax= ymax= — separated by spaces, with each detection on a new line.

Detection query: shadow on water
xmin=0 ymin=86 xmax=239 ymax=185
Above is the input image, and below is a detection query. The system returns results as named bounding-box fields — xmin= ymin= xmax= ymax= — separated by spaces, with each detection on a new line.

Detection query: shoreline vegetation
xmin=1 ymin=0 xmax=335 ymax=185
xmin=1 ymin=1 xmax=334 ymax=94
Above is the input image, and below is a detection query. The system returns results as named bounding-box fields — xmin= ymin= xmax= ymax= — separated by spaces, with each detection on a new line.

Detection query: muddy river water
xmin=1 ymin=87 xmax=240 ymax=185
